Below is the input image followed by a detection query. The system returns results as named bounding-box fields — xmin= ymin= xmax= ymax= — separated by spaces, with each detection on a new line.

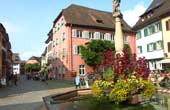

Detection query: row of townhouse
xmin=134 ymin=0 xmax=170 ymax=71
xmin=43 ymin=4 xmax=136 ymax=80
xmin=0 ymin=23 xmax=13 ymax=86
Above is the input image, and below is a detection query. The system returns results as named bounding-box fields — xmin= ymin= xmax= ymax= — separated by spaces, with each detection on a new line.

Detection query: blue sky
xmin=0 ymin=0 xmax=152 ymax=60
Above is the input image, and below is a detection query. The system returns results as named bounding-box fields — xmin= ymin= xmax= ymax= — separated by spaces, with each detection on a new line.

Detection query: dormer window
xmin=96 ymin=19 xmax=103 ymax=24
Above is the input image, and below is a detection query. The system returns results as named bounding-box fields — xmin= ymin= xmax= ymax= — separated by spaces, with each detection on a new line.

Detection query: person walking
xmin=14 ymin=74 xmax=18 ymax=86
xmin=75 ymin=73 xmax=80 ymax=89
xmin=84 ymin=74 xmax=89 ymax=88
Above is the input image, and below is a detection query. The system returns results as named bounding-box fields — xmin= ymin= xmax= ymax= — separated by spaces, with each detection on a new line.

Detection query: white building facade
xmin=13 ymin=63 xmax=20 ymax=75
xmin=136 ymin=21 xmax=164 ymax=70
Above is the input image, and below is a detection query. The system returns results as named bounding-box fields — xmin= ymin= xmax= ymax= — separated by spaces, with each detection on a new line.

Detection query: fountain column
xmin=113 ymin=0 xmax=124 ymax=54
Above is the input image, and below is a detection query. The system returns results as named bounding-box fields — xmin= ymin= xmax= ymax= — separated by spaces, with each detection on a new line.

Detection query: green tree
xmin=80 ymin=40 xmax=115 ymax=73
xmin=80 ymin=40 xmax=131 ymax=74
xmin=24 ymin=63 xmax=41 ymax=73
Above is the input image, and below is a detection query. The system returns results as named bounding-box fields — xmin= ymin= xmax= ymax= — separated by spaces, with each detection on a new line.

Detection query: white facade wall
xmin=13 ymin=63 xmax=20 ymax=75
xmin=136 ymin=23 xmax=164 ymax=70
xmin=137 ymin=31 xmax=164 ymax=59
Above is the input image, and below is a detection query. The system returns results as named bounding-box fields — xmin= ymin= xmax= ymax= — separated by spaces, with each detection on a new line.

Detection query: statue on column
xmin=113 ymin=0 xmax=121 ymax=13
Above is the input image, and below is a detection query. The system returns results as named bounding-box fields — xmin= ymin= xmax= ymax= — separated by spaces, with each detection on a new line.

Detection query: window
xmin=137 ymin=46 xmax=142 ymax=54
xmin=61 ymin=18 xmax=65 ymax=26
xmin=168 ymin=42 xmax=170 ymax=52
xmin=94 ymin=32 xmax=100 ymax=39
xmin=111 ymin=34 xmax=114 ymax=41
xmin=73 ymin=45 xmax=81 ymax=55
xmin=144 ymin=28 xmax=148 ymax=37
xmin=55 ymin=39 xmax=58 ymax=46
xmin=166 ymin=20 xmax=170 ymax=31
xmin=83 ymin=31 xmax=89 ymax=39
xmin=62 ymin=32 xmax=66 ymax=41
xmin=147 ymin=43 xmax=156 ymax=52
xmin=62 ymin=48 xmax=66 ymax=59
xmin=148 ymin=26 xmax=153 ymax=35
xmin=155 ymin=22 xmax=161 ymax=32
xmin=89 ymin=32 xmax=94 ymax=39
xmin=100 ymin=32 xmax=105 ymax=40
xmin=77 ymin=30 xmax=83 ymax=38
xmin=104 ymin=33 xmax=111 ymax=40
xmin=72 ymin=29 xmax=83 ymax=38
xmin=136 ymin=31 xmax=141 ymax=39
xmin=79 ymin=65 xmax=86 ymax=75
xmin=53 ymin=41 xmax=55 ymax=47
xmin=156 ymin=41 xmax=163 ymax=50
xmin=124 ymin=35 xmax=130 ymax=42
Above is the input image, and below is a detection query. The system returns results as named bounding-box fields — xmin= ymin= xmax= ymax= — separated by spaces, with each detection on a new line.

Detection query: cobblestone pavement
xmin=0 ymin=75 xmax=75 ymax=110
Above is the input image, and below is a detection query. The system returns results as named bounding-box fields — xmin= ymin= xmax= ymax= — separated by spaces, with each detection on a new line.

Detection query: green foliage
xmin=80 ymin=40 xmax=132 ymax=73
xmin=103 ymin=68 xmax=114 ymax=81
xmin=80 ymin=40 xmax=115 ymax=70
xmin=91 ymin=80 xmax=113 ymax=100
xmin=109 ymin=79 xmax=129 ymax=104
xmin=24 ymin=63 xmax=41 ymax=73
xmin=166 ymin=68 xmax=170 ymax=73
xmin=140 ymin=80 xmax=156 ymax=98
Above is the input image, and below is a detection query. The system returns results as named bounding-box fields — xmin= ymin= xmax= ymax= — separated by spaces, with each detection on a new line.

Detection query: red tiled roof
xmin=54 ymin=4 xmax=134 ymax=33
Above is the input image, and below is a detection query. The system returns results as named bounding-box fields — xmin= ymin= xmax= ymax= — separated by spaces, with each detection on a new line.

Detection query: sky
xmin=0 ymin=0 xmax=152 ymax=60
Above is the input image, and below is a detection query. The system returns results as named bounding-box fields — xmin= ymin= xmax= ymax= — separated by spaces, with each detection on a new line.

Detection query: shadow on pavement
xmin=0 ymin=101 xmax=45 ymax=110
xmin=0 ymin=75 xmax=74 ymax=98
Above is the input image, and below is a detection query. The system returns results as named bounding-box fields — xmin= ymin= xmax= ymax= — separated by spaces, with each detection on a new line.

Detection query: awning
xmin=159 ymin=59 xmax=170 ymax=64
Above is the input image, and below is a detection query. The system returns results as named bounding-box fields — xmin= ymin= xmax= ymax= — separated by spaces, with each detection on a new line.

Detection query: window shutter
xmin=147 ymin=44 xmax=149 ymax=52
xmin=86 ymin=31 xmax=89 ymax=39
xmin=159 ymin=22 xmax=162 ymax=31
xmin=140 ymin=46 xmax=142 ymax=53
xmin=73 ymin=45 xmax=77 ymax=54
xmin=72 ymin=29 xmax=77 ymax=37
xmin=152 ymin=25 xmax=155 ymax=33
xmin=144 ymin=28 xmax=148 ymax=37
xmin=161 ymin=41 xmax=163 ymax=49
xmin=153 ymin=43 xmax=157 ymax=50
xmin=166 ymin=21 xmax=169 ymax=31
xmin=168 ymin=42 xmax=170 ymax=52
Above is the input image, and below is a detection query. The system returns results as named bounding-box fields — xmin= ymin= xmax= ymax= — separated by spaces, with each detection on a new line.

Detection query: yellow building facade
xmin=162 ymin=16 xmax=170 ymax=59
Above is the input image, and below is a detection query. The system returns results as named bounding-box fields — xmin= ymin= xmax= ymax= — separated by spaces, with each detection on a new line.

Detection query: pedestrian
xmin=75 ymin=73 xmax=80 ymax=89
xmin=44 ymin=71 xmax=48 ymax=85
xmin=14 ymin=73 xmax=18 ymax=86
xmin=84 ymin=74 xmax=89 ymax=88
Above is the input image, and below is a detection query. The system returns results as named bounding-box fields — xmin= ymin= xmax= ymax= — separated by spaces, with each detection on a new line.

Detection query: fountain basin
xmin=43 ymin=88 xmax=92 ymax=110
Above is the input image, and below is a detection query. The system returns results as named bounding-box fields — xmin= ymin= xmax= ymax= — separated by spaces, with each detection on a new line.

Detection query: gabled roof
xmin=133 ymin=0 xmax=170 ymax=30
xmin=54 ymin=4 xmax=134 ymax=33
xmin=0 ymin=23 xmax=6 ymax=33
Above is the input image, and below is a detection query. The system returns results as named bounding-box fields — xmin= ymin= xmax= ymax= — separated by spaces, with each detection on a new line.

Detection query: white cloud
xmin=1 ymin=21 xmax=21 ymax=33
xmin=122 ymin=3 xmax=147 ymax=27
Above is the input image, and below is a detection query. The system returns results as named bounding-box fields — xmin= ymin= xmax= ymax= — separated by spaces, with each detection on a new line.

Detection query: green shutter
xmin=152 ymin=25 xmax=155 ymax=33
xmin=144 ymin=28 xmax=148 ymax=37
xmin=161 ymin=41 xmax=163 ymax=49
xmin=159 ymin=22 xmax=162 ymax=31
xmin=139 ymin=31 xmax=142 ymax=38
xmin=153 ymin=43 xmax=157 ymax=50
xmin=140 ymin=46 xmax=142 ymax=53
xmin=147 ymin=44 xmax=149 ymax=52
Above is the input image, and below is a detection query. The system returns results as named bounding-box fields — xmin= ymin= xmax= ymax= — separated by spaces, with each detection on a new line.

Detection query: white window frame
xmin=73 ymin=45 xmax=81 ymax=55
xmin=89 ymin=32 xmax=94 ymax=39
xmin=94 ymin=32 xmax=100 ymax=39
xmin=79 ymin=65 xmax=86 ymax=75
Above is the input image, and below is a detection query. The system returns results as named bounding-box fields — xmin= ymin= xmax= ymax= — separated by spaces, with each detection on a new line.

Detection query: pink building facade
xmin=46 ymin=4 xmax=136 ymax=80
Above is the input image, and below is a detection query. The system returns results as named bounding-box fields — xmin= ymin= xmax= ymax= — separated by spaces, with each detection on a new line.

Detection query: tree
xmin=80 ymin=40 xmax=131 ymax=74
xmin=24 ymin=63 xmax=41 ymax=73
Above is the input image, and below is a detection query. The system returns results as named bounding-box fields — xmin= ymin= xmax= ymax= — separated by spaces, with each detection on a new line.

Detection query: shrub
xmin=103 ymin=68 xmax=114 ymax=81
